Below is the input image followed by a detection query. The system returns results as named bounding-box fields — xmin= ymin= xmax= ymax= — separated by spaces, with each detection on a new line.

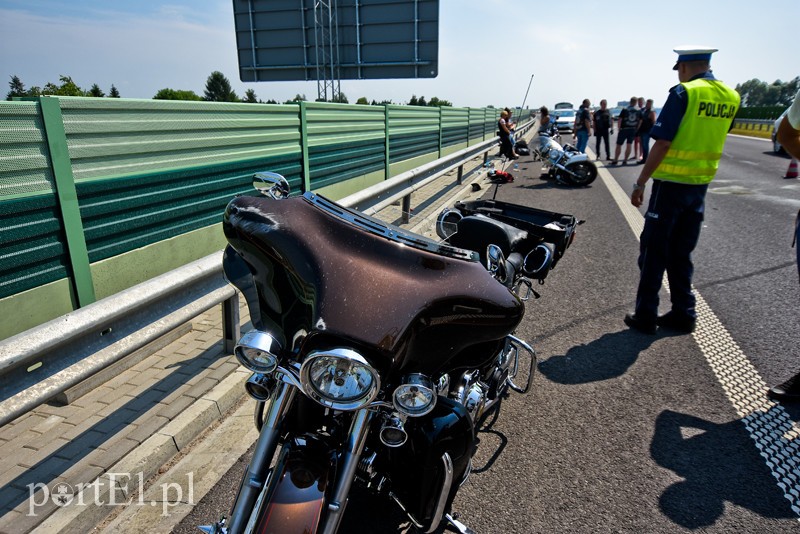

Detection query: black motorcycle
xmin=203 ymin=172 xmax=579 ymax=533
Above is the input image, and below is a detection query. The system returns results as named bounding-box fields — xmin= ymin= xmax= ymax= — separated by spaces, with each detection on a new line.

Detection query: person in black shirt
xmin=593 ymin=99 xmax=613 ymax=160
xmin=638 ymin=98 xmax=657 ymax=163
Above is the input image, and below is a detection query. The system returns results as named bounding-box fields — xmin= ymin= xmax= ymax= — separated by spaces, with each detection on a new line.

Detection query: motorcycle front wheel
xmin=564 ymin=161 xmax=597 ymax=187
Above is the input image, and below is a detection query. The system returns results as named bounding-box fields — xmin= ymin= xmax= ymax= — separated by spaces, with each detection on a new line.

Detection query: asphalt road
xmin=176 ymin=134 xmax=800 ymax=533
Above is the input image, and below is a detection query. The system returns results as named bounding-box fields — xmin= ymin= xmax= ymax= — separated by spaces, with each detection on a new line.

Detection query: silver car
xmin=553 ymin=109 xmax=576 ymax=132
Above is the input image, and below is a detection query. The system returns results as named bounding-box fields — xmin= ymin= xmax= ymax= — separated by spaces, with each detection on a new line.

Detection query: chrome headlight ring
xmin=393 ymin=373 xmax=437 ymax=417
xmin=299 ymin=348 xmax=380 ymax=411
xmin=234 ymin=330 xmax=282 ymax=373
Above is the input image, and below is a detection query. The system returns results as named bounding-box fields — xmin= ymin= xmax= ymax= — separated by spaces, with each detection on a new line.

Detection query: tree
xmin=285 ymin=94 xmax=306 ymax=104
xmin=153 ymin=88 xmax=203 ymax=101
xmin=408 ymin=95 xmax=419 ymax=106
xmin=736 ymin=77 xmax=800 ymax=107
xmin=356 ymin=96 xmax=369 ymax=105
xmin=265 ymin=99 xmax=278 ymax=104
xmin=330 ymin=92 xmax=348 ymax=104
xmin=109 ymin=85 xmax=120 ymax=98
xmin=428 ymin=96 xmax=452 ymax=107
xmin=89 ymin=84 xmax=105 ymax=98
xmin=243 ymin=88 xmax=258 ymax=103
xmin=417 ymin=96 xmax=427 ymax=107
xmin=204 ymin=71 xmax=239 ymax=102
xmin=41 ymin=75 xmax=85 ymax=97
xmin=7 ymin=75 xmax=26 ymax=100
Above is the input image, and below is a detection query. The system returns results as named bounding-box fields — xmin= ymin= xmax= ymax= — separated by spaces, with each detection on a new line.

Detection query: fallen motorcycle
xmin=202 ymin=171 xmax=578 ymax=533
xmin=535 ymin=135 xmax=597 ymax=187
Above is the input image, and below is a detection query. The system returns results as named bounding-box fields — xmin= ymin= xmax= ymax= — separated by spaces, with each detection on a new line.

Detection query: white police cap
xmin=672 ymin=45 xmax=718 ymax=70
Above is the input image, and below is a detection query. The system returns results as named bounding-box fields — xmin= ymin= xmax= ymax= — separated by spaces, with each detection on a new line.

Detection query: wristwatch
xmin=633 ymin=182 xmax=646 ymax=192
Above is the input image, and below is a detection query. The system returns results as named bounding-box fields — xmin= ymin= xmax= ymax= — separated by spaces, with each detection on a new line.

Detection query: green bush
xmin=736 ymin=106 xmax=788 ymax=120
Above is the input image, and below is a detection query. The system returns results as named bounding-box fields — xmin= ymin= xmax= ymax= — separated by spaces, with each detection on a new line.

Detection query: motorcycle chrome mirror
xmin=253 ymin=172 xmax=291 ymax=199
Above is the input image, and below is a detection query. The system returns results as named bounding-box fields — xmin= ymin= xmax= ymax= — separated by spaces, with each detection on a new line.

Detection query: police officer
xmin=624 ymin=46 xmax=741 ymax=334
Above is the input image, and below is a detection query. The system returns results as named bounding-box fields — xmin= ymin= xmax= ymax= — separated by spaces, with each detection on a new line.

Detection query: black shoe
xmin=624 ymin=313 xmax=656 ymax=334
xmin=767 ymin=373 xmax=800 ymax=402
xmin=611 ymin=160 xmax=619 ymax=165
xmin=656 ymin=311 xmax=696 ymax=333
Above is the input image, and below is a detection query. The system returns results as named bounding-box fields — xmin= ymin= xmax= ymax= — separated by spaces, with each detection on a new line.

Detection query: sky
xmin=1 ymin=0 xmax=797 ymax=110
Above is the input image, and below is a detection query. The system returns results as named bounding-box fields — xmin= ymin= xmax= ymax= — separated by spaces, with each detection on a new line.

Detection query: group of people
xmin=579 ymin=97 xmax=657 ymax=164
xmin=523 ymin=46 xmax=800 ymax=404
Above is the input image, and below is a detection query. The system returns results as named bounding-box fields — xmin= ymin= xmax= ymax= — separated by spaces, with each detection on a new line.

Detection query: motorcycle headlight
xmin=234 ymin=330 xmax=282 ymax=373
xmin=299 ymin=348 xmax=380 ymax=411
xmin=393 ymin=374 xmax=436 ymax=417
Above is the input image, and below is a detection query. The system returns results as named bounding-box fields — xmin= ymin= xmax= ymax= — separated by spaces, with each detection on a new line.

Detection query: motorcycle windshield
xmin=223 ymin=192 xmax=524 ymax=373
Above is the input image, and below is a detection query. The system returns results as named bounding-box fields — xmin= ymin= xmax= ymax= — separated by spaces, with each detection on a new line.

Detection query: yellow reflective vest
xmin=653 ymin=78 xmax=741 ymax=185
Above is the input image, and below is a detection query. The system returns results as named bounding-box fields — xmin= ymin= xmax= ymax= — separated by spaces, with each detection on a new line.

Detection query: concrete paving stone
xmin=205 ymin=358 xmax=238 ymax=378
xmin=156 ymin=394 xmax=195 ymax=421
xmin=201 ymin=370 xmax=248 ymax=416
xmin=118 ymin=386 xmax=171 ymax=414
xmin=125 ymin=414 xmax=170 ymax=445
xmin=30 ymin=414 xmax=65 ymax=434
xmin=0 ymin=413 xmax=46 ymax=441
xmin=130 ymin=352 xmax=164 ymax=373
xmin=59 ymin=463 xmax=104 ymax=490
xmin=0 ymin=508 xmax=24 ymax=533
xmin=86 ymin=385 xmax=116 ymax=405
xmin=4 ymin=458 xmax=66 ymax=507
xmin=156 ymin=398 xmax=220 ymax=451
xmin=152 ymin=382 xmax=191 ymax=403
xmin=60 ymin=415 xmax=105 ymax=441
xmin=1 ymin=495 xmax=59 ymax=534
xmin=21 ymin=436 xmax=70 ymax=463
xmin=42 ymin=401 xmax=99 ymax=426
xmin=0 ymin=463 xmax=28 ymax=489
xmin=124 ymin=365 xmax=162 ymax=389
xmin=95 ymin=393 xmax=142 ymax=419
xmin=183 ymin=377 xmax=219 ymax=401
xmin=30 ymin=420 xmax=79 ymax=449
xmin=0 ymin=431 xmax=41 ymax=459
xmin=87 ymin=438 xmax=140 ymax=472
xmin=173 ymin=339 xmax=202 ymax=356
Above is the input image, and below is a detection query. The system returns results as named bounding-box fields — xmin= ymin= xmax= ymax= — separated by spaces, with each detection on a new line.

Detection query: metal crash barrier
xmin=0 ymin=120 xmax=533 ymax=426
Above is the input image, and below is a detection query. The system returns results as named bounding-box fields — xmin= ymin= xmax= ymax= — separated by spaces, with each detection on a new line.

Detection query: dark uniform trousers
xmin=635 ymin=179 xmax=709 ymax=320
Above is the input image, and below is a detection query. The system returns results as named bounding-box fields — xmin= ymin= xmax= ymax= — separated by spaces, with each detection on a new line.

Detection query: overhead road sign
xmin=232 ymin=0 xmax=439 ymax=82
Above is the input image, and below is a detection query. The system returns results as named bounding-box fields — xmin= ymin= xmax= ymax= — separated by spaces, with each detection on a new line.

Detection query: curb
xmin=33 ymin=369 xmax=249 ymax=533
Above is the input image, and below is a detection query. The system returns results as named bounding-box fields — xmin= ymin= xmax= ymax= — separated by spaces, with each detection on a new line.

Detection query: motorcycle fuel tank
xmin=222 ymin=193 xmax=524 ymax=374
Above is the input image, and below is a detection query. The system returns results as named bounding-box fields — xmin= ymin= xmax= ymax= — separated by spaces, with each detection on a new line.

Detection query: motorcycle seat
xmin=448 ymin=214 xmax=529 ymax=263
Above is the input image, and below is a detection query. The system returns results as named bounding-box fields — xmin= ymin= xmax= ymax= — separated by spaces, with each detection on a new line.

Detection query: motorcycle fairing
xmin=222 ymin=193 xmax=524 ymax=375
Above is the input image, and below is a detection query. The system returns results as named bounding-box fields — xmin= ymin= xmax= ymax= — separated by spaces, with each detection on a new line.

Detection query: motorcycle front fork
xmin=227 ymin=380 xmax=373 ymax=534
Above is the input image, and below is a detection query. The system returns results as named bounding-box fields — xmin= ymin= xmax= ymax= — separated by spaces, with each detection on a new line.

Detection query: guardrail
xmin=0 ymin=121 xmax=532 ymax=427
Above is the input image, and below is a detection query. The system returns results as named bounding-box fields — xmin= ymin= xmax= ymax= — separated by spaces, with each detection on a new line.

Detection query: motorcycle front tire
xmin=564 ymin=161 xmax=597 ymax=187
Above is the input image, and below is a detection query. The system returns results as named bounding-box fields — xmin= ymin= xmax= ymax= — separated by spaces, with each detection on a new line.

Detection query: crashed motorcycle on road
xmin=204 ymin=172 xmax=579 ymax=534
xmin=532 ymin=130 xmax=597 ymax=187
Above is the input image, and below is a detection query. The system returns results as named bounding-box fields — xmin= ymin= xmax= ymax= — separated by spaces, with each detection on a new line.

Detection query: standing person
xmin=638 ymin=98 xmax=657 ymax=163
xmin=573 ymin=99 xmax=593 ymax=153
xmin=634 ymin=97 xmax=645 ymax=161
xmin=768 ymin=87 xmax=800 ymax=402
xmin=623 ymin=46 xmax=740 ymax=334
xmin=593 ymin=99 xmax=613 ymax=161
xmin=498 ymin=110 xmax=518 ymax=159
xmin=536 ymin=106 xmax=555 ymax=152
xmin=611 ymin=97 xmax=641 ymax=165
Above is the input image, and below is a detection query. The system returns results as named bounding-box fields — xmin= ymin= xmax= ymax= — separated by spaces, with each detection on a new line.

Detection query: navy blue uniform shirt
xmin=650 ymin=71 xmax=717 ymax=141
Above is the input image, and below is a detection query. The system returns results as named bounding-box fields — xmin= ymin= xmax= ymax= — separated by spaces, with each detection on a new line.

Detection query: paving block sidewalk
xmin=0 ymin=132 xmax=525 ymax=533
xmin=0 ymin=304 xmax=251 ymax=533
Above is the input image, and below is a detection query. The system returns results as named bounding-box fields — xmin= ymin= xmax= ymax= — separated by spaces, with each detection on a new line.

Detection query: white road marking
xmin=594 ymin=151 xmax=800 ymax=518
